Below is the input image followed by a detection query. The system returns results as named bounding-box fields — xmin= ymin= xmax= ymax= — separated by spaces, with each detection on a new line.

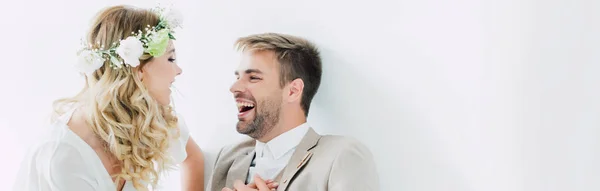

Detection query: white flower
xmin=76 ymin=50 xmax=105 ymax=75
xmin=116 ymin=36 xmax=144 ymax=67
xmin=164 ymin=8 xmax=183 ymax=28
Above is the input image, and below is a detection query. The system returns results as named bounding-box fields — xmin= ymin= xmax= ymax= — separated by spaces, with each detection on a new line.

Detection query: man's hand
xmin=221 ymin=175 xmax=278 ymax=191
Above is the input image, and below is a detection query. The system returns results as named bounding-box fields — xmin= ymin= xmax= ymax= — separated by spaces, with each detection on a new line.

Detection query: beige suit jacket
xmin=207 ymin=128 xmax=379 ymax=191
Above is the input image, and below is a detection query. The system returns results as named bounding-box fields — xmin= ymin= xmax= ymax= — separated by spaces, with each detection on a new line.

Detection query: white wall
xmin=0 ymin=0 xmax=597 ymax=190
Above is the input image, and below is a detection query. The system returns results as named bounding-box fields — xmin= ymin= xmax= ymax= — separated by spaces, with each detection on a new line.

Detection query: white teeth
xmin=236 ymin=102 xmax=255 ymax=108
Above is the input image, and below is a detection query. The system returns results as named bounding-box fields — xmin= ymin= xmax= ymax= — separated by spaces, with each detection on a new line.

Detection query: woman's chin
xmin=156 ymin=96 xmax=171 ymax=106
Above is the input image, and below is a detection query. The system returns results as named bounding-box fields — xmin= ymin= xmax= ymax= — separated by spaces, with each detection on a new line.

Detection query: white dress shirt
xmin=246 ymin=123 xmax=310 ymax=183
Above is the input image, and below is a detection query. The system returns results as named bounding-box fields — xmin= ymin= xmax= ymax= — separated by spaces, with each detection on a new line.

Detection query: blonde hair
xmin=235 ymin=33 xmax=322 ymax=116
xmin=53 ymin=5 xmax=179 ymax=190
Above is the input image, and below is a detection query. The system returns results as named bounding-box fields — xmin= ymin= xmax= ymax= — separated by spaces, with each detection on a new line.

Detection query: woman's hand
xmin=248 ymin=178 xmax=279 ymax=190
xmin=221 ymin=175 xmax=278 ymax=191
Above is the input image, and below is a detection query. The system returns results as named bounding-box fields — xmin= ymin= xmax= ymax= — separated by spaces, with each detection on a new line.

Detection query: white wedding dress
xmin=13 ymin=108 xmax=190 ymax=191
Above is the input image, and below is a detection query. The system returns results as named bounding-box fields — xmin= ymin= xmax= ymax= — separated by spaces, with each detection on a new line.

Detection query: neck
xmin=257 ymin=111 xmax=306 ymax=143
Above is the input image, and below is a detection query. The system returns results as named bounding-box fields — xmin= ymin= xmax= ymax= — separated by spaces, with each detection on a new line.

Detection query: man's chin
xmin=236 ymin=122 xmax=253 ymax=135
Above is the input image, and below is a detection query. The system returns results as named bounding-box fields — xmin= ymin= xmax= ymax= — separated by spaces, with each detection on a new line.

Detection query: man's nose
xmin=230 ymin=79 xmax=244 ymax=94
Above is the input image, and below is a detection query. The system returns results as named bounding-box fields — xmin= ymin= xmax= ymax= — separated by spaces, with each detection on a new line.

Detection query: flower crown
xmin=76 ymin=6 xmax=183 ymax=75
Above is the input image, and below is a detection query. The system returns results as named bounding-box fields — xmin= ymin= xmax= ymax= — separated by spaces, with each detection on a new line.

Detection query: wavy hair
xmin=52 ymin=5 xmax=179 ymax=190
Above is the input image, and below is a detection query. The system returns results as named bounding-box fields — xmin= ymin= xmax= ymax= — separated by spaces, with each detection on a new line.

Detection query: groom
xmin=207 ymin=33 xmax=379 ymax=191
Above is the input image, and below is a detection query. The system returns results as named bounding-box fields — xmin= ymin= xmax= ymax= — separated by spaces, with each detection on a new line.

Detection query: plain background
xmin=0 ymin=0 xmax=598 ymax=190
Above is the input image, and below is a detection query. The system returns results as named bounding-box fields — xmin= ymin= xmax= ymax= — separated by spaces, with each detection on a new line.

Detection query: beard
xmin=236 ymin=95 xmax=282 ymax=139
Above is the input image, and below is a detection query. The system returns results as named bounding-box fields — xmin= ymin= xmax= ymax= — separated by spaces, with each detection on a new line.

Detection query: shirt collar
xmin=255 ymin=123 xmax=310 ymax=159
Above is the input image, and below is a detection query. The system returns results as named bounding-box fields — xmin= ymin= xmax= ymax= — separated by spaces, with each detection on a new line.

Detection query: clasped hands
xmin=221 ymin=175 xmax=279 ymax=191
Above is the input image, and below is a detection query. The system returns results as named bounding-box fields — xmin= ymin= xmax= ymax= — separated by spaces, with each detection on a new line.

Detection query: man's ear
xmin=287 ymin=78 xmax=304 ymax=103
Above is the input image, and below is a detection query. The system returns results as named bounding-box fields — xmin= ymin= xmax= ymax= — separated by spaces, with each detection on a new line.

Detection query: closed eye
xmin=250 ymin=76 xmax=261 ymax=80
xmin=168 ymin=58 xmax=176 ymax=62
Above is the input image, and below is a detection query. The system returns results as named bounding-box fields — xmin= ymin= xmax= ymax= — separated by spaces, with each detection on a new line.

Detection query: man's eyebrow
xmin=235 ymin=69 xmax=263 ymax=75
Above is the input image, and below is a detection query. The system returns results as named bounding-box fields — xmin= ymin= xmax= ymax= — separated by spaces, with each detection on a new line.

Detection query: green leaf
xmin=145 ymin=29 xmax=170 ymax=57
xmin=110 ymin=55 xmax=121 ymax=68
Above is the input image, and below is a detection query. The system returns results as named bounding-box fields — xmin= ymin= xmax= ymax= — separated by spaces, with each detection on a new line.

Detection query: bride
xmin=13 ymin=5 xmax=205 ymax=191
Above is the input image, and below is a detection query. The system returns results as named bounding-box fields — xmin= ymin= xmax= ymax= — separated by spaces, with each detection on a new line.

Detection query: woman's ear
xmin=136 ymin=67 xmax=144 ymax=81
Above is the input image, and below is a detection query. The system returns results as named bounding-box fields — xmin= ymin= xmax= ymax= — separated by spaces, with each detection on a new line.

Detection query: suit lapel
xmin=278 ymin=128 xmax=321 ymax=191
xmin=225 ymin=150 xmax=255 ymax=187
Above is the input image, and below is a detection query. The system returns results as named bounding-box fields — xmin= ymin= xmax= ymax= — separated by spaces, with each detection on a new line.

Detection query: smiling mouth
xmin=237 ymin=101 xmax=255 ymax=113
